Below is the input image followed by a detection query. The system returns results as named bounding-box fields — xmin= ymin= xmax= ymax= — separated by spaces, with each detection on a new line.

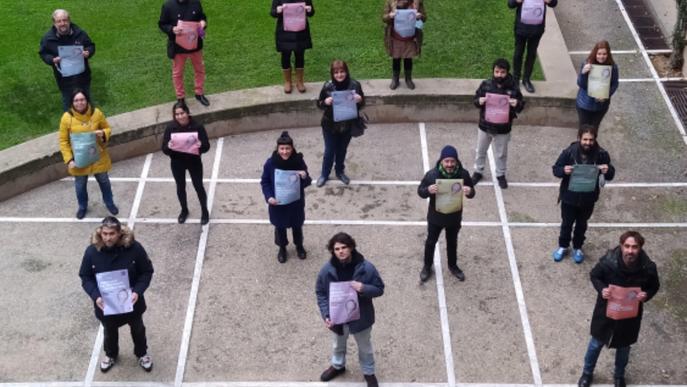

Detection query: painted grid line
xmin=568 ymin=49 xmax=673 ymax=55
xmin=619 ymin=78 xmax=686 ymax=83
xmin=2 ymin=383 xmax=687 ymax=387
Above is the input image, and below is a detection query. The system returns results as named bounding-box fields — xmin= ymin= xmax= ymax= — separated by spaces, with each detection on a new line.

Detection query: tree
xmin=670 ymin=0 xmax=687 ymax=69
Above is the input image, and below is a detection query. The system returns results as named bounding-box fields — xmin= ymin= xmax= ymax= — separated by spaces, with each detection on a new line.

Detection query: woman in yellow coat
xmin=58 ymin=89 xmax=118 ymax=219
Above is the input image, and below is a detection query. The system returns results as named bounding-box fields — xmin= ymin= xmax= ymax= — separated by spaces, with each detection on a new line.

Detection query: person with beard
xmin=260 ymin=131 xmax=312 ymax=262
xmin=316 ymin=232 xmax=385 ymax=387
xmin=576 ymin=40 xmax=620 ymax=129
xmin=471 ymin=58 xmax=524 ymax=189
xmin=577 ymin=231 xmax=659 ymax=387
xmin=79 ymin=216 xmax=155 ymax=373
xmin=39 ymin=9 xmax=95 ymax=112
xmin=552 ymin=125 xmax=615 ymax=263
xmin=418 ymin=145 xmax=475 ymax=282
xmin=315 ymin=60 xmax=365 ymax=187
xmin=382 ymin=0 xmax=426 ymax=90
xmin=162 ymin=101 xmax=211 ymax=225
xmin=270 ymin=0 xmax=315 ymax=93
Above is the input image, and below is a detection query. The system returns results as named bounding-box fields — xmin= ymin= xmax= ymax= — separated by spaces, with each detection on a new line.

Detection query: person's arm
xmin=577 ymin=61 xmax=589 ymax=90
xmin=197 ymin=1 xmax=207 ymax=27
xmin=79 ymin=248 xmax=101 ymax=301
xmin=270 ymin=0 xmax=281 ymax=18
xmin=643 ymin=262 xmax=660 ymax=302
xmin=358 ymin=263 xmax=384 ymax=299
xmin=158 ymin=3 xmax=175 ymax=37
xmin=546 ymin=0 xmax=558 ymax=8
xmin=473 ymin=82 xmax=486 ymax=108
xmin=609 ymin=64 xmax=619 ymax=96
xmin=382 ymin=0 xmax=394 ymax=23
xmin=132 ymin=243 xmax=154 ymax=296
xmin=81 ymin=30 xmax=95 ymax=59
xmin=306 ymin=0 xmax=315 ymax=16
xmin=197 ymin=124 xmax=211 ymax=154
xmin=316 ymin=82 xmax=330 ymax=110
xmin=58 ymin=113 xmax=74 ymax=164
xmin=463 ymin=170 xmax=476 ymax=199
xmin=552 ymin=148 xmax=569 ymax=178
xmin=315 ymin=270 xmax=330 ymax=320
xmin=417 ymin=170 xmax=433 ymax=198
xmin=511 ymin=86 xmax=525 ymax=113
xmin=589 ymin=259 xmax=609 ymax=294
xmin=355 ymin=81 xmax=365 ymax=109
xmin=94 ymin=109 xmax=111 ymax=143
xmin=38 ymin=35 xmax=56 ymax=65
xmin=260 ymin=160 xmax=276 ymax=202
xmin=507 ymin=0 xmax=520 ymax=9
xmin=416 ymin=0 xmax=427 ymax=21
xmin=300 ymin=158 xmax=312 ymax=188
xmin=599 ymin=150 xmax=615 ymax=181
xmin=161 ymin=125 xmax=173 ymax=155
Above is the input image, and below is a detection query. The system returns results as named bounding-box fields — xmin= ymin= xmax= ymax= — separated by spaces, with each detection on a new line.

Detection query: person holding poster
xmin=576 ymin=41 xmax=619 ymax=129
xmin=162 ymin=102 xmax=211 ymax=225
xmin=315 ymin=232 xmax=384 ymax=387
xmin=316 ymin=60 xmax=365 ymax=187
xmin=508 ymin=0 xmax=557 ymax=93
xmin=59 ymin=90 xmax=118 ymax=220
xmin=418 ymin=145 xmax=475 ymax=282
xmin=382 ymin=0 xmax=426 ymax=90
xmin=577 ymin=231 xmax=659 ymax=387
xmin=260 ymin=131 xmax=312 ymax=263
xmin=39 ymin=9 xmax=95 ymax=111
xmin=159 ymin=0 xmax=209 ymax=106
xmin=271 ymin=0 xmax=315 ymax=93
xmin=552 ymin=125 xmax=614 ymax=263
xmin=472 ymin=59 xmax=524 ymax=189
xmin=79 ymin=216 xmax=155 ymax=373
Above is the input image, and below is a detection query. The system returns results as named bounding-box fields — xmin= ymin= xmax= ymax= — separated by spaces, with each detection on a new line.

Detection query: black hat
xmin=277 ymin=131 xmax=293 ymax=146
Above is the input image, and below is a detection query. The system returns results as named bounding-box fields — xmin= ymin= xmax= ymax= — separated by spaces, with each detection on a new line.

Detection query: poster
xmin=588 ymin=64 xmax=612 ymax=99
xmin=57 ymin=45 xmax=85 ymax=77
xmin=520 ymin=0 xmax=545 ymax=25
xmin=394 ymin=9 xmax=417 ymax=38
xmin=175 ymin=20 xmax=201 ymax=50
xmin=435 ymin=179 xmax=464 ymax=214
xmin=283 ymin=2 xmax=306 ymax=32
xmin=170 ymin=132 xmax=200 ymax=155
xmin=485 ymin=93 xmax=510 ymax=124
xmin=568 ymin=164 xmax=599 ymax=192
xmin=96 ymin=269 xmax=134 ymax=316
xmin=332 ymin=90 xmax=358 ymax=122
xmin=70 ymin=132 xmax=99 ymax=168
xmin=606 ymin=285 xmax=641 ymax=320
xmin=329 ymin=281 xmax=360 ymax=325
xmin=274 ymin=168 xmax=301 ymax=205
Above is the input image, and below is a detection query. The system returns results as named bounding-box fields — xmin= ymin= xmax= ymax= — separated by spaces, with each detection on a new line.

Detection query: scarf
xmin=271 ymin=150 xmax=303 ymax=171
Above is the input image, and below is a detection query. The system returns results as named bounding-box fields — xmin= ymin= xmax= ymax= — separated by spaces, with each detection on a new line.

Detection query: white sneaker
xmin=100 ymin=356 xmax=115 ymax=373
xmin=139 ymin=354 xmax=153 ymax=372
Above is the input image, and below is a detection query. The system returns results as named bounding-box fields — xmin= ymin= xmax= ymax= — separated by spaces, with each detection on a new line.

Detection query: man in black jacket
xmin=577 ymin=231 xmax=659 ymax=387
xmin=418 ymin=145 xmax=475 ymax=282
xmin=39 ymin=9 xmax=95 ymax=111
xmin=552 ymin=125 xmax=615 ymax=263
xmin=79 ymin=217 xmax=155 ymax=373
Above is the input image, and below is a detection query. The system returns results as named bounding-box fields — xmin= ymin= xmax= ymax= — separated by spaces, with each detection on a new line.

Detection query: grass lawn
xmin=0 ymin=0 xmax=540 ymax=150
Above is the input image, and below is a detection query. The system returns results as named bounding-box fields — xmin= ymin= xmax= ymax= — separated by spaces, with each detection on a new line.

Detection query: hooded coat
xmin=552 ymin=141 xmax=615 ymax=207
xmin=473 ymin=74 xmax=524 ymax=135
xmin=418 ymin=158 xmax=476 ymax=227
xmin=260 ymin=151 xmax=312 ymax=229
xmin=58 ymin=106 xmax=112 ymax=176
xmin=39 ymin=23 xmax=95 ymax=91
xmin=270 ymin=0 xmax=315 ymax=52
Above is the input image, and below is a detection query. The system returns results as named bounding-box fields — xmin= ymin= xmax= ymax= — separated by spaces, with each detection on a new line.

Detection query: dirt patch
xmin=650 ymin=54 xmax=684 ymax=78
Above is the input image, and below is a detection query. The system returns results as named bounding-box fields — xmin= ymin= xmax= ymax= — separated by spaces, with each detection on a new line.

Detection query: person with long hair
xmin=59 ymin=89 xmax=118 ymax=219
xmin=271 ymin=0 xmax=315 ymax=93
xmin=161 ymin=102 xmax=211 ymax=225
xmin=576 ymin=40 xmax=619 ymax=129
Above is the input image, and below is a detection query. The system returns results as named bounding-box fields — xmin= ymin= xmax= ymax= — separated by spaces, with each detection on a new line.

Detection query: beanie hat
xmin=277 ymin=131 xmax=293 ymax=146
xmin=439 ymin=145 xmax=458 ymax=161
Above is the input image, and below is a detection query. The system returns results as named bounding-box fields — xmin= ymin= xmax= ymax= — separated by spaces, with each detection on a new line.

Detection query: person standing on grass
xmin=271 ymin=0 xmax=315 ymax=93
xmin=39 ymin=9 xmax=95 ymax=112
xmin=576 ymin=40 xmax=619 ymax=129
xmin=382 ymin=0 xmax=426 ymax=90
xmin=161 ymin=101 xmax=211 ymax=225
xmin=159 ymin=0 xmax=210 ymax=106
xmin=508 ymin=0 xmax=557 ymax=93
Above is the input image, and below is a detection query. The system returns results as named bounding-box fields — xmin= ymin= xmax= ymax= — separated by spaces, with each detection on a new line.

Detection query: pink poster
xmin=283 ymin=2 xmax=306 ymax=32
xmin=170 ymin=132 xmax=200 ymax=155
xmin=175 ymin=20 xmax=201 ymax=50
xmin=485 ymin=93 xmax=510 ymax=124
xmin=606 ymin=285 xmax=641 ymax=320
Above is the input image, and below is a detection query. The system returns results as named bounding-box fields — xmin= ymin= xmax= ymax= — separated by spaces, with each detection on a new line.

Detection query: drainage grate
xmin=620 ymin=0 xmax=670 ymax=50
xmin=664 ymin=81 xmax=687 ymax=125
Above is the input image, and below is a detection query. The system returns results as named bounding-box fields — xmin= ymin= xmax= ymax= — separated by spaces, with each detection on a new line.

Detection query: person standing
xmin=79 ymin=216 xmax=155 ymax=373
xmin=508 ymin=0 xmax=557 ymax=93
xmin=39 ymin=9 xmax=95 ymax=112
xmin=260 ymin=131 xmax=312 ymax=263
xmin=576 ymin=40 xmax=619 ymax=129
xmin=382 ymin=0 xmax=426 ymax=90
xmin=552 ymin=125 xmax=615 ymax=263
xmin=271 ymin=0 xmax=315 ymax=93
xmin=577 ymin=231 xmax=659 ymax=387
xmin=418 ymin=145 xmax=475 ymax=282
xmin=159 ymin=0 xmax=210 ymax=106
xmin=161 ymin=102 xmax=211 ymax=225
xmin=471 ymin=58 xmax=524 ymax=189
xmin=316 ymin=232 xmax=384 ymax=387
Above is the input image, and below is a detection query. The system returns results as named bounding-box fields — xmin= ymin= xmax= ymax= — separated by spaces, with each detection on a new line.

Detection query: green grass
xmin=0 ymin=0 xmax=538 ymax=150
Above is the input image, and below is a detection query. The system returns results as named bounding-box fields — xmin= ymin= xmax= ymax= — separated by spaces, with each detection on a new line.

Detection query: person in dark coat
xmin=260 ymin=131 xmax=312 ymax=262
xmin=271 ymin=0 xmax=314 ymax=93
xmin=79 ymin=216 xmax=155 ymax=373
xmin=162 ymin=102 xmax=211 ymax=225
xmin=577 ymin=231 xmax=660 ymax=387
xmin=418 ymin=145 xmax=475 ymax=282
xmin=552 ymin=125 xmax=615 ymax=263
xmin=316 ymin=232 xmax=384 ymax=387
xmin=576 ymin=40 xmax=620 ymax=129
xmin=508 ymin=0 xmax=557 ymax=93
xmin=39 ymin=9 xmax=95 ymax=111
xmin=315 ymin=60 xmax=365 ymax=187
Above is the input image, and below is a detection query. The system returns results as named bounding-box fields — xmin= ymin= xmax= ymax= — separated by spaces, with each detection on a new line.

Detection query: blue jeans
xmin=74 ymin=173 xmax=114 ymax=211
xmin=321 ymin=127 xmax=352 ymax=178
xmin=331 ymin=325 xmax=375 ymax=375
xmin=582 ymin=336 xmax=631 ymax=378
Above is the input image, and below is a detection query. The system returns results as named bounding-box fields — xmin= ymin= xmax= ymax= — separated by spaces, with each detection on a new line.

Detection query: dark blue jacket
xmin=576 ymin=62 xmax=619 ymax=112
xmin=508 ymin=0 xmax=558 ymax=37
xmin=260 ymin=153 xmax=311 ymax=228
xmin=553 ymin=142 xmax=615 ymax=207
xmin=39 ymin=23 xmax=95 ymax=91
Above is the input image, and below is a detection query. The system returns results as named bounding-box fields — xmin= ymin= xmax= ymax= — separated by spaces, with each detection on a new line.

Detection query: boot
xmin=282 ymin=68 xmax=293 ymax=94
xmin=389 ymin=70 xmax=400 ymax=90
xmin=405 ymin=70 xmax=415 ymax=90
xmin=295 ymin=68 xmax=306 ymax=93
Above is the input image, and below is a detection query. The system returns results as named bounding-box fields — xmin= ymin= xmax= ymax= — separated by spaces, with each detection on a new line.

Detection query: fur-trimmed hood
xmin=91 ymin=226 xmax=135 ymax=251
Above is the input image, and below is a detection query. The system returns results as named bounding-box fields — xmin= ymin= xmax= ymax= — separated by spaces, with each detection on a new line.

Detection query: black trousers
xmin=171 ymin=158 xmax=208 ymax=213
xmin=558 ymin=201 xmax=595 ymax=249
xmin=274 ymin=226 xmax=303 ymax=247
xmin=577 ymin=105 xmax=610 ymax=129
xmin=423 ymin=223 xmax=460 ymax=269
xmin=392 ymin=58 xmax=413 ymax=73
xmin=101 ymin=313 xmax=148 ymax=358
xmin=513 ymin=33 xmax=542 ymax=80
xmin=281 ymin=50 xmax=305 ymax=69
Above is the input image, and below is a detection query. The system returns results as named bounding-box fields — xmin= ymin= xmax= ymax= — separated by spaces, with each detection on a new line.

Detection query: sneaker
xmin=99 ymin=356 xmax=115 ymax=373
xmin=497 ymin=175 xmax=508 ymax=189
xmin=277 ymin=246 xmax=287 ymax=263
xmin=573 ymin=249 xmax=585 ymax=264
xmin=448 ymin=266 xmax=465 ymax=281
xmin=336 ymin=173 xmax=351 ymax=185
xmin=578 ymin=372 xmax=593 ymax=387
xmin=107 ymin=204 xmax=119 ymax=216
xmin=139 ymin=354 xmax=153 ymax=372
xmin=296 ymin=245 xmax=307 ymax=259
xmin=195 ymin=94 xmax=210 ymax=106
xmin=364 ymin=374 xmax=380 ymax=387
xmin=76 ymin=208 xmax=87 ymax=219
xmin=552 ymin=247 xmax=567 ymax=262
xmin=316 ymin=176 xmax=327 ymax=187
xmin=471 ymin=172 xmax=483 ymax=185
xmin=320 ymin=365 xmax=345 ymax=381
xmin=420 ymin=266 xmax=432 ymax=282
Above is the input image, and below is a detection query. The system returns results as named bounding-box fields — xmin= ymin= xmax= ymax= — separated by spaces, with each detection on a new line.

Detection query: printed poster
xmin=57 ymin=45 xmax=85 ymax=77
xmin=96 ymin=269 xmax=134 ymax=316
xmin=274 ymin=168 xmax=301 ymax=205
xmin=485 ymin=93 xmax=510 ymax=124
xmin=170 ymin=132 xmax=200 ymax=155
xmin=520 ymin=0 xmax=545 ymax=25
xmin=175 ymin=20 xmax=201 ymax=50
xmin=606 ymin=285 xmax=641 ymax=320
xmin=394 ymin=9 xmax=417 ymax=38
xmin=332 ymin=90 xmax=358 ymax=122
xmin=70 ymin=132 xmax=99 ymax=168
xmin=329 ymin=281 xmax=360 ymax=325
xmin=588 ymin=64 xmax=612 ymax=99
xmin=435 ymin=179 xmax=464 ymax=214
xmin=283 ymin=2 xmax=306 ymax=32
xmin=568 ymin=164 xmax=599 ymax=192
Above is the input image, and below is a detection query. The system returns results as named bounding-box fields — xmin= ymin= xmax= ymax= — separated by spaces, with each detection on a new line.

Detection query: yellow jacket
xmin=58 ymin=106 xmax=112 ymax=176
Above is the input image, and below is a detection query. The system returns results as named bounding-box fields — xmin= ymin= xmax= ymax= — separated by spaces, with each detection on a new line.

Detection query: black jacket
xmin=270 ymin=0 xmax=315 ymax=52
xmin=418 ymin=160 xmax=475 ymax=227
xmin=161 ymin=118 xmax=211 ymax=163
xmin=589 ymin=246 xmax=659 ymax=348
xmin=159 ymin=0 xmax=207 ymax=58
xmin=317 ymin=78 xmax=365 ymax=133
xmin=552 ymin=142 xmax=615 ymax=207
xmin=508 ymin=0 xmax=558 ymax=37
xmin=39 ymin=23 xmax=95 ymax=90
xmin=473 ymin=75 xmax=524 ymax=135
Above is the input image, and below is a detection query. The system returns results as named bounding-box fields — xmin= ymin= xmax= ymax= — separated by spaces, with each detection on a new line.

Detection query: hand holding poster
xmin=332 ymin=90 xmax=358 ymax=122
xmin=435 ymin=179 xmax=464 ymax=214
xmin=96 ymin=269 xmax=134 ymax=316
xmin=485 ymin=93 xmax=510 ymax=124
xmin=569 ymin=164 xmax=599 ymax=192
xmin=329 ymin=281 xmax=360 ymax=325
xmin=170 ymin=132 xmax=200 ymax=155
xmin=394 ymin=9 xmax=417 ymax=38
xmin=274 ymin=169 xmax=301 ymax=205
xmin=520 ymin=0 xmax=545 ymax=25
xmin=57 ymin=45 xmax=85 ymax=77
xmin=70 ymin=132 xmax=99 ymax=168
xmin=283 ymin=2 xmax=306 ymax=32
xmin=175 ymin=20 xmax=201 ymax=50
xmin=588 ymin=65 xmax=612 ymax=99
xmin=606 ymin=285 xmax=641 ymax=320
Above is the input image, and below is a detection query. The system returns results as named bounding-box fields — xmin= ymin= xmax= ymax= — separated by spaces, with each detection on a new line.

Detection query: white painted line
xmin=487 ymin=149 xmax=542 ymax=385
xmin=174 ymin=137 xmax=224 ymax=387
xmin=509 ymin=182 xmax=687 ymax=188
xmin=569 ymin=49 xmax=637 ymax=55
xmin=2 ymin=382 xmax=684 ymax=387
xmin=619 ymin=77 xmax=686 ymax=83
xmin=0 ymin=382 xmax=84 ymax=387
xmin=83 ymin=327 xmax=103 ymax=387
xmin=0 ymin=217 xmax=104 ymax=223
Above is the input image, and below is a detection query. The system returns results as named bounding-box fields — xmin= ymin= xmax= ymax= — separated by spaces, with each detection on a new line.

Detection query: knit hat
xmin=439 ymin=145 xmax=458 ymax=161
xmin=277 ymin=131 xmax=293 ymax=146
